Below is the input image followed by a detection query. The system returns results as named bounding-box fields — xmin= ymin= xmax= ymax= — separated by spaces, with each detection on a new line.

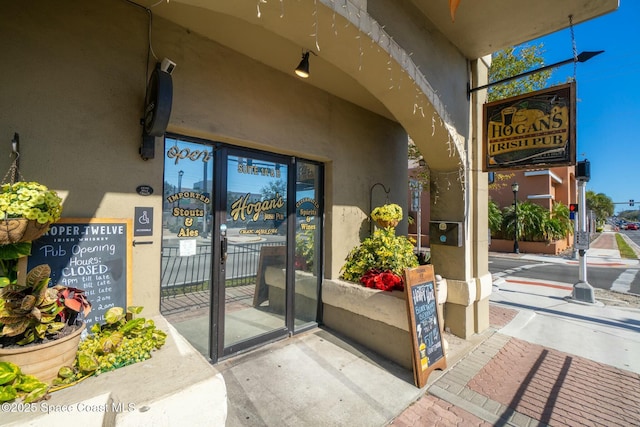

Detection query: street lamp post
xmin=512 ymin=182 xmax=519 ymax=254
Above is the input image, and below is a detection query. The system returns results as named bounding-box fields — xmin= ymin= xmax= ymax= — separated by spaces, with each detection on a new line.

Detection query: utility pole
xmin=572 ymin=160 xmax=595 ymax=303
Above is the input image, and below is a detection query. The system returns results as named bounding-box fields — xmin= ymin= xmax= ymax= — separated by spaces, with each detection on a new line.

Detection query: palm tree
xmin=501 ymin=201 xmax=572 ymax=243
xmin=586 ymin=191 xmax=614 ymax=226
xmin=488 ymin=200 xmax=503 ymax=237
xmin=543 ymin=203 xmax=573 ymax=242
xmin=503 ymin=201 xmax=542 ymax=241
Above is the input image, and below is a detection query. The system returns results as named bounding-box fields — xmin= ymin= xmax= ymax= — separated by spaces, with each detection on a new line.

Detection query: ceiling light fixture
xmin=294 ymin=50 xmax=316 ymax=78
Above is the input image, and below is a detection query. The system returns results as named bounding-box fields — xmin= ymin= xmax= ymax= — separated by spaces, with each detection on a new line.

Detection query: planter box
xmin=265 ymin=273 xmax=448 ymax=370
xmin=321 ymin=279 xmax=447 ymax=370
xmin=322 ymin=279 xmax=412 ymax=369
xmin=490 ymin=238 xmax=570 ymax=255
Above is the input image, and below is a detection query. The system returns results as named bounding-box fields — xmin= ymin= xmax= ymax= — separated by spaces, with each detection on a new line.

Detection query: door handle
xmin=220 ymin=223 xmax=228 ymax=264
xmin=221 ymin=236 xmax=228 ymax=263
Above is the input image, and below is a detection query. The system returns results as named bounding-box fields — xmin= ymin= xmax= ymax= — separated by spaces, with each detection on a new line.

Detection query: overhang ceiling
xmin=141 ymin=0 xmax=618 ymax=122
xmin=411 ymin=0 xmax=619 ymax=58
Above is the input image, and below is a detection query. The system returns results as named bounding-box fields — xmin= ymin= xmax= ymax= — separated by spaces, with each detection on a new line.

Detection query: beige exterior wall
xmin=368 ymin=0 xmax=470 ymax=132
xmin=1 ymin=0 xmax=408 ymax=313
xmin=1 ymin=0 xmax=613 ymax=361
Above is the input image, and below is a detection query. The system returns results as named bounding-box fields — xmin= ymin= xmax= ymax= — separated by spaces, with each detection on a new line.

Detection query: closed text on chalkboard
xmin=27 ymin=218 xmax=132 ymax=328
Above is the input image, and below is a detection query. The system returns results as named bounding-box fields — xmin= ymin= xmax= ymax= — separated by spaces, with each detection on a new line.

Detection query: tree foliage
xmin=619 ymin=210 xmax=640 ymax=222
xmin=490 ymin=201 xmax=572 ymax=242
xmin=487 ymin=44 xmax=552 ymax=102
xmin=585 ymin=191 xmax=614 ymax=225
xmin=260 ymin=180 xmax=286 ymax=200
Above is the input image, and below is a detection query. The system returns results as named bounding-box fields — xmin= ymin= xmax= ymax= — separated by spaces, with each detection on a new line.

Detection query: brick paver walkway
xmin=468 ymin=337 xmax=640 ymax=426
xmin=388 ymin=395 xmax=492 ymax=427
xmin=489 ymin=305 xmax=518 ymax=328
xmin=589 ymin=231 xmax=617 ymax=250
xmin=390 ymin=303 xmax=640 ymax=426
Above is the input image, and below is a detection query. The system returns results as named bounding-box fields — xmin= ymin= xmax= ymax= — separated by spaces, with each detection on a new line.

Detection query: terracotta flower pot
xmin=0 ymin=322 xmax=85 ymax=384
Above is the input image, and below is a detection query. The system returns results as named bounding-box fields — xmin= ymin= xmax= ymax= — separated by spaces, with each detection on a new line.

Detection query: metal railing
xmin=160 ymin=241 xmax=285 ymax=300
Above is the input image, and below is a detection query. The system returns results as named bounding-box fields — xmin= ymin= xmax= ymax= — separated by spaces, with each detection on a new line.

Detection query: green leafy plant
xmin=496 ymin=201 xmax=573 ymax=243
xmin=370 ymin=203 xmax=403 ymax=224
xmin=295 ymin=228 xmax=315 ymax=270
xmin=0 ymin=242 xmax=31 ymax=285
xmin=52 ymin=306 xmax=167 ymax=387
xmin=0 ymin=265 xmax=90 ymax=346
xmin=0 ymin=181 xmax=62 ymax=224
xmin=0 ymin=361 xmax=48 ymax=403
xmin=340 ymin=227 xmax=418 ymax=284
xmin=488 ymin=200 xmax=503 ymax=236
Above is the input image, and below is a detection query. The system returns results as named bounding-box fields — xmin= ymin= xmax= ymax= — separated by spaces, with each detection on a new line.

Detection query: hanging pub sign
xmin=483 ymin=82 xmax=576 ymax=171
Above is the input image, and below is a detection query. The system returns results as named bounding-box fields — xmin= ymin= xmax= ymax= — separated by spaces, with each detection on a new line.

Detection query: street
xmin=489 ymin=255 xmax=640 ymax=295
xmin=621 ymin=228 xmax=640 ymax=247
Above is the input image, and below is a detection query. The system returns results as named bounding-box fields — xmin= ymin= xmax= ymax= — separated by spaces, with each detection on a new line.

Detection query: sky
xmin=524 ymin=0 xmax=640 ymax=213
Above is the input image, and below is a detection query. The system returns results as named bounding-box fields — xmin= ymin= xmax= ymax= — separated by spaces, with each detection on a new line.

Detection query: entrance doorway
xmin=160 ymin=136 xmax=323 ymax=362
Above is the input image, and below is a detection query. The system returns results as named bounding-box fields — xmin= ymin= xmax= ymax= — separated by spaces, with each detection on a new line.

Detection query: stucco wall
xmin=367 ymin=0 xmax=469 ymax=135
xmin=1 ymin=0 xmax=408 ymax=313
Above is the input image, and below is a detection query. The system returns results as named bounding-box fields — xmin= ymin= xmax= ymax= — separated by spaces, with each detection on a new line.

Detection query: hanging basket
xmin=0 ymin=218 xmax=52 ymax=245
xmin=376 ymin=219 xmax=399 ymax=228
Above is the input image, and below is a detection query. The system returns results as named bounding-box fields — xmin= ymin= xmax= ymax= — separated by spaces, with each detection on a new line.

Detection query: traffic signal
xmin=569 ymin=204 xmax=578 ymax=220
xmin=631 ymin=199 xmax=635 ymax=207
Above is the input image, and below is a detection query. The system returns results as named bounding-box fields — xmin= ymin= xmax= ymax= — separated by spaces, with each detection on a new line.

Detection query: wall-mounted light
xmin=294 ymin=50 xmax=316 ymax=79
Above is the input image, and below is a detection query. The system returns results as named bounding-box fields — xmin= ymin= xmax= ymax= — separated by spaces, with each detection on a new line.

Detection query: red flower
xmin=360 ymin=269 xmax=404 ymax=292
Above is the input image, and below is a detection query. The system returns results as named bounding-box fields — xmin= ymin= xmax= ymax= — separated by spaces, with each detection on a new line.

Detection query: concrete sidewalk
xmin=391 ymin=285 xmax=640 ymax=426
xmin=390 ymin=231 xmax=640 ymax=426
xmin=218 ymin=232 xmax=640 ymax=426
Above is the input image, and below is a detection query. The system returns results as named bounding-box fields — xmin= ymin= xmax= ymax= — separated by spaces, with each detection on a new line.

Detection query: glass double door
xmin=161 ymin=136 xmax=322 ymax=362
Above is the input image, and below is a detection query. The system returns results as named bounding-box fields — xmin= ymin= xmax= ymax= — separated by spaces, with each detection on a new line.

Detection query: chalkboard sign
xmin=27 ymin=218 xmax=132 ymax=328
xmin=404 ymin=265 xmax=447 ymax=388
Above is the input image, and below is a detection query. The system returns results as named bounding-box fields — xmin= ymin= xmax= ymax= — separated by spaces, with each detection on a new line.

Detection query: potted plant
xmin=0 ymin=180 xmax=91 ymax=386
xmin=340 ymin=227 xmax=418 ymax=292
xmin=370 ymin=203 xmax=403 ymax=228
xmin=328 ymin=208 xmax=420 ymax=368
xmin=0 ymin=264 xmax=91 ymax=384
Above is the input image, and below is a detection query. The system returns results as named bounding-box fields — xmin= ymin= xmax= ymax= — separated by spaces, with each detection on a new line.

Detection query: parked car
xmin=626 ymin=223 xmax=638 ymax=230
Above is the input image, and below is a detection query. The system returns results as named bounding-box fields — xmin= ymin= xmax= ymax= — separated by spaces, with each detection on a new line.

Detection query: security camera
xmin=160 ymin=57 xmax=176 ymax=74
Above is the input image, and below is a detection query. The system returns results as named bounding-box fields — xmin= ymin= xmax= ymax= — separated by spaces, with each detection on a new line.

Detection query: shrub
xmin=340 ymin=228 xmax=418 ymax=283
xmin=495 ymin=201 xmax=572 ymax=243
